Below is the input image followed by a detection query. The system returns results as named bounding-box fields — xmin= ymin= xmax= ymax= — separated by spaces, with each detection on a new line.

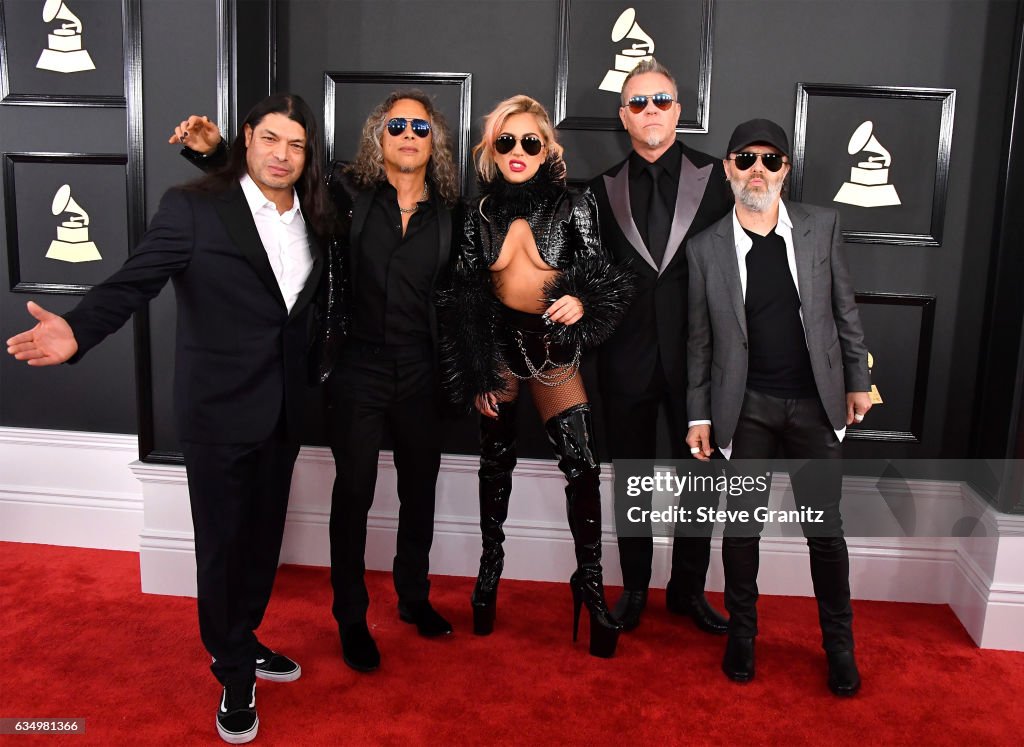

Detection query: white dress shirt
xmin=691 ymin=202 xmax=845 ymax=459
xmin=239 ymin=173 xmax=313 ymax=313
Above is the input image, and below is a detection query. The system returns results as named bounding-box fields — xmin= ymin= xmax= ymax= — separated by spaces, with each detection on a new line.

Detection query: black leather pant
xmin=723 ymin=389 xmax=854 ymax=652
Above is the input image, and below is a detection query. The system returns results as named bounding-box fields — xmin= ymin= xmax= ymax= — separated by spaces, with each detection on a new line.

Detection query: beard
xmin=644 ymin=131 xmax=666 ymax=148
xmin=730 ymin=175 xmax=783 ymax=212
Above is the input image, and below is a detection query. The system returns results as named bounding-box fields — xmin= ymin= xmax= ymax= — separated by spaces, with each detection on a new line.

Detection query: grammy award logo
xmin=45 ymin=184 xmax=101 ymax=263
xmin=867 ymin=352 xmax=883 ymax=405
xmin=598 ymin=7 xmax=655 ymax=93
xmin=35 ymin=0 xmax=96 ymax=74
xmin=833 ymin=121 xmax=901 ymax=208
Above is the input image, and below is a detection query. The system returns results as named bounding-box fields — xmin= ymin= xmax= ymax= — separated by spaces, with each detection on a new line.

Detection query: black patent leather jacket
xmin=438 ymin=163 xmax=635 ymax=408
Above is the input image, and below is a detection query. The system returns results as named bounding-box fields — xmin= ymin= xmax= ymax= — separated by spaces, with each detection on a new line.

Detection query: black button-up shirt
xmin=628 ymin=143 xmax=682 ymax=250
xmin=351 ymin=182 xmax=437 ymax=345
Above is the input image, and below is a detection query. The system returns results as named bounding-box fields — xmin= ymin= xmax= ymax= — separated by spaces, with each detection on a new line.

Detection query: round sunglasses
xmin=386 ymin=117 xmax=432 ymax=138
xmin=728 ymin=152 xmax=789 ymax=172
xmin=494 ymin=134 xmax=544 ymax=156
xmin=624 ymin=92 xmax=675 ymax=114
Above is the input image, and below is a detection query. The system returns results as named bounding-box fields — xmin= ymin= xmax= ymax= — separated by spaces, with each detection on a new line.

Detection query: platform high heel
xmin=546 ymin=403 xmax=622 ymax=658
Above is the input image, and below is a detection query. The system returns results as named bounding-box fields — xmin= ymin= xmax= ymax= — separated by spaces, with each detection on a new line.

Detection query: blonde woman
xmin=440 ymin=95 xmax=633 ymax=657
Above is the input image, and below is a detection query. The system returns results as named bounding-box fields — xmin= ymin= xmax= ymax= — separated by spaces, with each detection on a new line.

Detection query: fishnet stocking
xmin=493 ymin=366 xmax=589 ymax=424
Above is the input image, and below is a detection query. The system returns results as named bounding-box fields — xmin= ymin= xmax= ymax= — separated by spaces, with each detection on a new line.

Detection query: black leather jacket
xmin=438 ymin=161 xmax=634 ymax=407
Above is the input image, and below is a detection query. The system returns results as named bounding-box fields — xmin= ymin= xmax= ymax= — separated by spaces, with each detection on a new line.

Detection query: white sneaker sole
xmin=216 ymin=715 xmax=258 ymax=744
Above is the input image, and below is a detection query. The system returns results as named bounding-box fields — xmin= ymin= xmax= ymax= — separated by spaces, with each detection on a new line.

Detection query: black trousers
xmin=724 ymin=389 xmax=853 ymax=652
xmin=326 ymin=342 xmax=441 ymax=628
xmin=181 ymin=427 xmax=300 ymax=687
xmin=602 ymin=360 xmax=714 ymax=595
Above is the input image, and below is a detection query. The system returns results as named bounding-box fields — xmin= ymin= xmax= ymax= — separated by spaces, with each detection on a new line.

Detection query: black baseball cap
xmin=727 ymin=118 xmax=791 ymax=158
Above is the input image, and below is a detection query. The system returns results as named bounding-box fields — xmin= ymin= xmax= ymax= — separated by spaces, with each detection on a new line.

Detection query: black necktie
xmin=645 ymin=163 xmax=670 ymax=267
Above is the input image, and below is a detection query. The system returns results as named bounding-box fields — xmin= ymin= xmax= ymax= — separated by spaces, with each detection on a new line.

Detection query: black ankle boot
xmin=545 ymin=404 xmax=622 ymax=658
xmin=472 ymin=401 xmax=518 ymax=636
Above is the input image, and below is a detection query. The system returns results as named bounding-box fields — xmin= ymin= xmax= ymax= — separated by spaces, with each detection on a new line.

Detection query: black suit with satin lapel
xmin=592 ymin=141 xmax=732 ymax=395
xmin=64 ymin=182 xmax=323 ymax=687
xmin=589 ymin=140 xmax=733 ymax=598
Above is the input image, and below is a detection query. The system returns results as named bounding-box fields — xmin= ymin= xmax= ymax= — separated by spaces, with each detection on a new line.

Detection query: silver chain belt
xmin=509 ymin=330 xmax=581 ymax=387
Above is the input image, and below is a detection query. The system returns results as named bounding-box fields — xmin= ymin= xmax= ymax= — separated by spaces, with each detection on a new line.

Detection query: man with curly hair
xmin=171 ymin=90 xmax=460 ymax=675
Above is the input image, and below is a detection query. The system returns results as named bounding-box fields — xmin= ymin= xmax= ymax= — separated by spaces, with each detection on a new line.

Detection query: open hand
xmin=6 ymin=301 xmax=78 ymax=366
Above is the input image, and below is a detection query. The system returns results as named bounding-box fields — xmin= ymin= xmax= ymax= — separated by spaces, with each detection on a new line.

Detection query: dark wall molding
xmin=553 ymin=0 xmax=714 ymax=133
xmin=3 ymin=151 xmax=132 ymax=295
xmin=846 ymin=292 xmax=936 ymax=444
xmin=791 ymin=83 xmax=955 ymax=246
xmin=323 ymin=71 xmax=473 ymax=189
xmin=0 ymin=0 xmax=138 ymax=108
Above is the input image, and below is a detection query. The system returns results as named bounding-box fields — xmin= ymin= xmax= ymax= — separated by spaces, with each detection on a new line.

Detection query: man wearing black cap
xmin=685 ymin=118 xmax=872 ymax=695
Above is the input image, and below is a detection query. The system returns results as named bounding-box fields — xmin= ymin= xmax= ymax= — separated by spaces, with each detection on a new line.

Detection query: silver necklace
xmin=399 ymin=183 xmax=429 ymax=214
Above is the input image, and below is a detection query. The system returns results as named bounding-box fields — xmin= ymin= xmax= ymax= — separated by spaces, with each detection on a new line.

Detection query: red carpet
xmin=1 ymin=542 xmax=1022 ymax=745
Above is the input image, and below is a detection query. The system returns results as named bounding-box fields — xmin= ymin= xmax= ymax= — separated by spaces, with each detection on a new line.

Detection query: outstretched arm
xmin=6 ymin=301 xmax=79 ymax=366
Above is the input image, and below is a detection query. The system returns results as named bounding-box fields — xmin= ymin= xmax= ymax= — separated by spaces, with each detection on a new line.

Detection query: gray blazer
xmin=686 ymin=200 xmax=870 ymax=446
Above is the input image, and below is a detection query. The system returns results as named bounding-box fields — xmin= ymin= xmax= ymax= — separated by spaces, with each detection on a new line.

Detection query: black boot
xmin=472 ymin=401 xmax=518 ymax=635
xmin=545 ymin=404 xmax=622 ymax=658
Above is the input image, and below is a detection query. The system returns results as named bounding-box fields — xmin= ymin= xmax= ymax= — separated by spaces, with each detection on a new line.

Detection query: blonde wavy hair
xmin=472 ymin=95 xmax=566 ymax=184
xmin=346 ymin=90 xmax=460 ymax=207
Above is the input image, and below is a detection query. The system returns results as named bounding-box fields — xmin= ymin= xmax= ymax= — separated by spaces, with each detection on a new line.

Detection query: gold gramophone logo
xmin=46 ymin=184 xmax=102 ymax=263
xmin=35 ymin=0 xmax=96 ymax=74
xmin=868 ymin=352 xmax=883 ymax=405
xmin=598 ymin=7 xmax=655 ymax=93
xmin=833 ymin=121 xmax=901 ymax=208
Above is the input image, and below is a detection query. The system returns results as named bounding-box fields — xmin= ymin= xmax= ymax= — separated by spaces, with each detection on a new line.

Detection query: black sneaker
xmin=216 ymin=681 xmax=258 ymax=744
xmin=255 ymin=643 xmax=301 ymax=682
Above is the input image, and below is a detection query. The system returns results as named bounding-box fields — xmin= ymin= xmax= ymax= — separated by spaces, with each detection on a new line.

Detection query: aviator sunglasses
xmin=625 ymin=92 xmax=675 ymax=114
xmin=386 ymin=117 xmax=432 ymax=138
xmin=494 ymin=134 xmax=545 ymax=156
xmin=493 ymin=133 xmax=544 ymax=156
xmin=728 ymin=152 xmax=788 ymax=172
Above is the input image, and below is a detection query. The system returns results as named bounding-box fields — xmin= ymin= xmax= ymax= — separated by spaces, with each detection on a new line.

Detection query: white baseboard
xmin=0 ymin=428 xmax=142 ymax=550
xmin=2 ymin=426 xmax=1023 ymax=650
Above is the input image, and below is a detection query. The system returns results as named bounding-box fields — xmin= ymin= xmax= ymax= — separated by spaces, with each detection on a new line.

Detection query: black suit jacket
xmin=590 ymin=141 xmax=732 ymax=396
xmin=64 ymin=184 xmax=324 ymax=444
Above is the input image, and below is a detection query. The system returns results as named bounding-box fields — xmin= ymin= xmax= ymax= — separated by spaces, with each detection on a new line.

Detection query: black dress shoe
xmin=398 ymin=599 xmax=453 ymax=637
xmin=666 ymin=592 xmax=729 ymax=635
xmin=826 ymin=650 xmax=861 ymax=696
xmin=611 ymin=589 xmax=648 ymax=631
xmin=722 ymin=636 xmax=755 ymax=683
xmin=339 ymin=621 xmax=380 ymax=673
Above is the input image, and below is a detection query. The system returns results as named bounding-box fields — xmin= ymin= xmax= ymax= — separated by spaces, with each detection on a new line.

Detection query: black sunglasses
xmin=386 ymin=117 xmax=431 ymax=138
xmin=728 ymin=152 xmax=788 ymax=172
xmin=494 ymin=134 xmax=544 ymax=157
xmin=625 ymin=93 xmax=675 ymax=114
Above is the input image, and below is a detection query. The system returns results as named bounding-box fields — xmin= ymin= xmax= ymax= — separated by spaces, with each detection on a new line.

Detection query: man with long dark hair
xmin=172 ymin=90 xmax=461 ymax=674
xmin=8 ymin=93 xmax=329 ymax=744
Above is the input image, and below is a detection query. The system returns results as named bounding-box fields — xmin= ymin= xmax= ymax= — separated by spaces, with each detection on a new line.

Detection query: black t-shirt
xmin=743 ymin=227 xmax=817 ymax=399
